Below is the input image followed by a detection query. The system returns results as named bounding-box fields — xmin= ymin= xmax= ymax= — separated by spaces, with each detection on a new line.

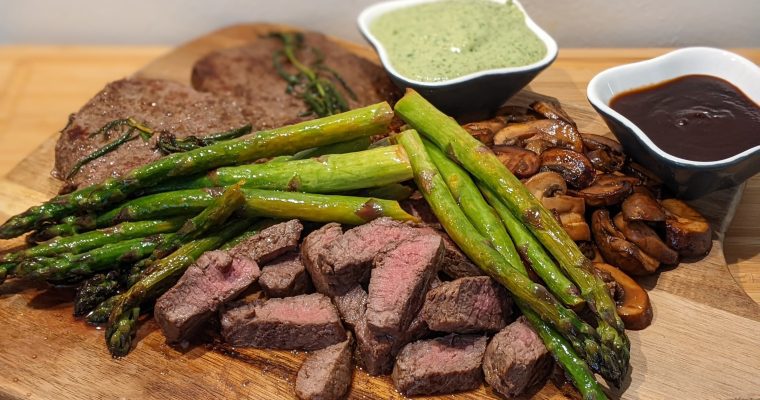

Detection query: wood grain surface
xmin=0 ymin=25 xmax=759 ymax=400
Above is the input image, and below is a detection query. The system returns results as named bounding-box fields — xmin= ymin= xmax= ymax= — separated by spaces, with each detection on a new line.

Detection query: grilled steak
xmin=353 ymin=317 xmax=396 ymax=376
xmin=438 ymin=234 xmax=484 ymax=278
xmin=220 ymin=293 xmax=346 ymax=351
xmin=392 ymin=334 xmax=488 ymax=396
xmin=332 ymin=284 xmax=368 ymax=330
xmin=229 ymin=219 xmax=303 ymax=264
xmin=259 ymin=252 xmax=312 ymax=298
xmin=422 ymin=276 xmax=512 ymax=333
xmin=295 ymin=334 xmax=354 ymax=400
xmin=54 ymin=78 xmax=247 ymax=189
xmin=482 ymin=317 xmax=554 ymax=398
xmin=154 ymin=251 xmax=260 ymax=343
xmin=301 ymin=223 xmax=344 ymax=295
xmin=366 ymin=234 xmax=443 ymax=336
xmin=191 ymin=31 xmax=399 ymax=130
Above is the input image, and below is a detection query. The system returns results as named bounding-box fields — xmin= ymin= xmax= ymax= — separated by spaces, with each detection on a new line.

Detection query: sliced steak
xmin=319 ymin=218 xmax=421 ymax=296
xmin=54 ymin=78 xmax=247 ymax=189
xmin=422 ymin=276 xmax=512 ymax=334
xmin=229 ymin=219 xmax=303 ymax=264
xmin=482 ymin=317 xmax=554 ymax=398
xmin=301 ymin=223 xmax=344 ymax=295
xmin=295 ymin=334 xmax=354 ymax=400
xmin=438 ymin=234 xmax=484 ymax=278
xmin=392 ymin=334 xmax=488 ymax=396
xmin=332 ymin=284 xmax=367 ymax=330
xmin=366 ymin=234 xmax=443 ymax=336
xmin=353 ymin=317 xmax=395 ymax=376
xmin=154 ymin=250 xmax=260 ymax=343
xmin=191 ymin=31 xmax=399 ymax=130
xmin=220 ymin=293 xmax=346 ymax=351
xmin=259 ymin=252 xmax=312 ymax=298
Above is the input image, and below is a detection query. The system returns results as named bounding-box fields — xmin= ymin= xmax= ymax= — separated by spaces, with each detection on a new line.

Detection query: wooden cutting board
xmin=1 ymin=24 xmax=760 ymax=400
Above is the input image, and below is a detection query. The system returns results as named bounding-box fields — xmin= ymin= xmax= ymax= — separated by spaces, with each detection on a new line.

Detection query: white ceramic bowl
xmin=587 ymin=47 xmax=760 ymax=198
xmin=358 ymin=0 xmax=558 ymax=115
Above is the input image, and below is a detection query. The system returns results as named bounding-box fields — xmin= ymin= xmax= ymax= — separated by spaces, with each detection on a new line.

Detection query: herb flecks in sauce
xmin=610 ymin=74 xmax=760 ymax=162
xmin=370 ymin=0 xmax=547 ymax=82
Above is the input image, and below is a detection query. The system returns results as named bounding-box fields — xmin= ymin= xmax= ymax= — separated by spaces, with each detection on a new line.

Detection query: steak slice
xmin=353 ymin=317 xmax=395 ymax=376
xmin=366 ymin=234 xmax=443 ymax=336
xmin=54 ymin=78 xmax=248 ymax=189
xmin=300 ymin=223 xmax=344 ymax=295
xmin=229 ymin=219 xmax=303 ymax=264
xmin=220 ymin=293 xmax=346 ymax=351
xmin=392 ymin=334 xmax=488 ymax=396
xmin=482 ymin=316 xmax=554 ymax=398
xmin=295 ymin=334 xmax=354 ymax=400
xmin=438 ymin=234 xmax=484 ymax=278
xmin=191 ymin=31 xmax=399 ymax=130
xmin=422 ymin=276 xmax=512 ymax=333
xmin=319 ymin=218 xmax=421 ymax=296
xmin=332 ymin=284 xmax=367 ymax=330
xmin=154 ymin=250 xmax=260 ymax=343
xmin=259 ymin=252 xmax=312 ymax=298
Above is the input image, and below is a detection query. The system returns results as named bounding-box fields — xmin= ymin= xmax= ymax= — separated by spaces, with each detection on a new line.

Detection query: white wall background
xmin=1 ymin=0 xmax=759 ymax=47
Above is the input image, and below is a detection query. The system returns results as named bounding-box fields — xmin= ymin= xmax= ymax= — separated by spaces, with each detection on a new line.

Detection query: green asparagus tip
xmin=106 ymin=306 xmax=140 ymax=357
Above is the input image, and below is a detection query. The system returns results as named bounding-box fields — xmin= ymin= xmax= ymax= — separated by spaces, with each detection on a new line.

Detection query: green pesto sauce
xmin=371 ymin=0 xmax=547 ymax=82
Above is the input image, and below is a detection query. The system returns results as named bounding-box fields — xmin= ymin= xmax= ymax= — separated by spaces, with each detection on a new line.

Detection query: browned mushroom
xmin=572 ymin=174 xmax=636 ymax=207
xmin=530 ymin=100 xmax=577 ymax=129
xmin=622 ymin=192 xmax=666 ymax=221
xmin=593 ymin=262 xmax=653 ymax=330
xmin=560 ymin=212 xmax=591 ymax=241
xmin=582 ymin=133 xmax=626 ymax=173
xmin=493 ymin=119 xmax=557 ymax=146
xmin=623 ymin=162 xmax=664 ymax=194
xmin=613 ymin=213 xmax=679 ymax=264
xmin=578 ymin=241 xmax=605 ymax=263
xmin=462 ymin=117 xmax=507 ymax=145
xmin=491 ymin=145 xmax=541 ymax=178
xmin=542 ymin=194 xmax=585 ymax=214
xmin=591 ymin=209 xmax=660 ymax=276
xmin=660 ymin=199 xmax=713 ymax=258
xmin=523 ymin=171 xmax=567 ymax=200
xmin=524 ymin=138 xmax=553 ymax=155
xmin=539 ymin=148 xmax=596 ymax=189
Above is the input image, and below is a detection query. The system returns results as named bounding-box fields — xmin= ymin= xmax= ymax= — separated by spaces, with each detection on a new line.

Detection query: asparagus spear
xmin=0 ymin=218 xmax=186 ymax=265
xmin=394 ymin=90 xmax=629 ymax=384
xmin=424 ymin=140 xmax=524 ymax=271
xmin=74 ymin=271 xmax=121 ymax=317
xmin=480 ymin=185 xmax=583 ymax=307
xmin=14 ymin=234 xmax=172 ymax=281
xmin=394 ymin=130 xmax=608 ymax=377
xmin=85 ymin=293 xmax=120 ymax=325
xmin=522 ymin=307 xmax=609 ymax=400
xmin=105 ymin=217 xmax=254 ymax=356
xmin=0 ymin=102 xmax=394 ymax=239
xmin=144 ymin=145 xmax=412 ymax=194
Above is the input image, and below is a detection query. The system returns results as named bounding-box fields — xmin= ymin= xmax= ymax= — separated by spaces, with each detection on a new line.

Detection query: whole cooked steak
xmin=191 ymin=31 xmax=399 ymax=130
xmin=54 ymin=78 xmax=248 ymax=189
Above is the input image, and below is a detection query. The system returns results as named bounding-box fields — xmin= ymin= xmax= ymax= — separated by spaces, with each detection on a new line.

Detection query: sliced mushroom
xmin=542 ymin=194 xmax=585 ymax=214
xmin=660 ymin=199 xmax=713 ymax=258
xmin=462 ymin=117 xmax=507 ymax=145
xmin=530 ymin=100 xmax=577 ymax=129
xmin=493 ymin=119 xmax=558 ymax=146
xmin=622 ymin=192 xmax=666 ymax=222
xmin=539 ymin=148 xmax=596 ymax=189
xmin=578 ymin=240 xmax=605 ymax=263
xmin=613 ymin=213 xmax=679 ymax=264
xmin=524 ymin=138 xmax=553 ymax=155
xmin=582 ymin=133 xmax=626 ymax=173
xmin=591 ymin=209 xmax=660 ymax=276
xmin=492 ymin=145 xmax=540 ymax=178
xmin=572 ymin=174 xmax=636 ymax=207
xmin=560 ymin=212 xmax=591 ymax=241
xmin=593 ymin=262 xmax=653 ymax=330
xmin=623 ymin=162 xmax=664 ymax=193
xmin=523 ymin=171 xmax=567 ymax=200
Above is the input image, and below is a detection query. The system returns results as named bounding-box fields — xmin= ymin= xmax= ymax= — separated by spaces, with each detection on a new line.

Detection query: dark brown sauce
xmin=609 ymin=74 xmax=760 ymax=161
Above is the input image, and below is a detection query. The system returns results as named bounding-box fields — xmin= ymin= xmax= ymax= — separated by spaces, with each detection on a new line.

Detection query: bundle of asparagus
xmin=394 ymin=90 xmax=631 ymax=398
